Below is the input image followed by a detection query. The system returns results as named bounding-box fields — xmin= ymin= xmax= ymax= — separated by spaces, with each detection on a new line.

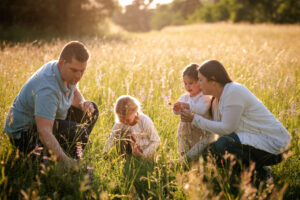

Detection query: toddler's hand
xmin=173 ymin=102 xmax=183 ymax=112
xmin=131 ymin=144 xmax=143 ymax=157
xmin=130 ymin=136 xmax=143 ymax=156
xmin=180 ymin=102 xmax=190 ymax=110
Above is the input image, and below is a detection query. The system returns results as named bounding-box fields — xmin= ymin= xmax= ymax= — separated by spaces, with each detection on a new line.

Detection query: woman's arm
xmin=181 ymin=105 xmax=243 ymax=136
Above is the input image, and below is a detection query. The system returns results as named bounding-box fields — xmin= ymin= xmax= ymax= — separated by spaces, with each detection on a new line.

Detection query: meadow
xmin=0 ymin=23 xmax=299 ymax=199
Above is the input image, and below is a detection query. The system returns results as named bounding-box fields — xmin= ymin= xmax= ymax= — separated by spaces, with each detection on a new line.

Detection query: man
xmin=4 ymin=41 xmax=99 ymax=167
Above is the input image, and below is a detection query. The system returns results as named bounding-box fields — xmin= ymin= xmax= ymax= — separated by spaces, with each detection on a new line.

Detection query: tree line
xmin=0 ymin=0 xmax=299 ymax=40
xmin=114 ymin=0 xmax=300 ymax=32
xmin=0 ymin=0 xmax=115 ymax=40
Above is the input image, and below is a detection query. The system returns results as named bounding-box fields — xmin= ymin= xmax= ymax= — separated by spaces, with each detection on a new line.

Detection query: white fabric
xmin=103 ymin=113 xmax=160 ymax=157
xmin=174 ymin=92 xmax=217 ymax=153
xmin=192 ymin=82 xmax=291 ymax=155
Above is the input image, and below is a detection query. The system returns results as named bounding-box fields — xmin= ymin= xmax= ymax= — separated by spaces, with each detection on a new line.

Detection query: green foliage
xmin=150 ymin=4 xmax=185 ymax=30
xmin=274 ymin=0 xmax=300 ymax=23
xmin=113 ymin=0 xmax=153 ymax=32
xmin=171 ymin=0 xmax=202 ymax=19
xmin=186 ymin=0 xmax=230 ymax=23
xmin=0 ymin=0 xmax=115 ymax=40
xmin=185 ymin=0 xmax=300 ymax=24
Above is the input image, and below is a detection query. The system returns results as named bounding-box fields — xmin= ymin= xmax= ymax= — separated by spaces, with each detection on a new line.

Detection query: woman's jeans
xmin=203 ymin=133 xmax=283 ymax=178
xmin=10 ymin=102 xmax=99 ymax=159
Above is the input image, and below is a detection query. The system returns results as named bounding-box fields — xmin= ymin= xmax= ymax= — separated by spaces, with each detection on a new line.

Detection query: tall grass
xmin=0 ymin=23 xmax=299 ymax=199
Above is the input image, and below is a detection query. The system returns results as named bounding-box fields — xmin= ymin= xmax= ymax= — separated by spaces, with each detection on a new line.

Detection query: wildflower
xmin=139 ymin=86 xmax=146 ymax=102
xmin=87 ymin=166 xmax=94 ymax=171
xmin=32 ymin=144 xmax=42 ymax=156
xmin=76 ymin=143 xmax=83 ymax=159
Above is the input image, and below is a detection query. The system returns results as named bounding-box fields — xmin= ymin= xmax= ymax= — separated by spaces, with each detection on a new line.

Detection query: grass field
xmin=0 ymin=23 xmax=299 ymax=199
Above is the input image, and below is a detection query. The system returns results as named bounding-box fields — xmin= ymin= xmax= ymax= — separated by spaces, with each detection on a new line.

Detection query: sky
xmin=119 ymin=0 xmax=173 ymax=8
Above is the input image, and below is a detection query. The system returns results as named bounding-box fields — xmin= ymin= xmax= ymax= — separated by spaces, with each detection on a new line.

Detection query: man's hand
xmin=80 ymin=101 xmax=95 ymax=114
xmin=59 ymin=157 xmax=83 ymax=171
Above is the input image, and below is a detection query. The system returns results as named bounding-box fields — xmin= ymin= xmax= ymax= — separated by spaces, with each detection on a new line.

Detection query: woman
xmin=178 ymin=60 xmax=291 ymax=180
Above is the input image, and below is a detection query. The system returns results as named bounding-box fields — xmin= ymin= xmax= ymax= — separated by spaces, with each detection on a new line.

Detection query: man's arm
xmin=35 ymin=116 xmax=71 ymax=163
xmin=72 ymin=88 xmax=95 ymax=113
xmin=72 ymin=88 xmax=85 ymax=109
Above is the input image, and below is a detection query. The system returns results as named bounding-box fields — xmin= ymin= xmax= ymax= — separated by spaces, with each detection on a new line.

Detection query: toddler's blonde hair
xmin=114 ymin=95 xmax=141 ymax=123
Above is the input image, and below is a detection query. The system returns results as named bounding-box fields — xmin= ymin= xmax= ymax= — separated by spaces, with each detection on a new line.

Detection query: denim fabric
xmin=203 ymin=133 xmax=282 ymax=177
xmin=10 ymin=102 xmax=99 ymax=159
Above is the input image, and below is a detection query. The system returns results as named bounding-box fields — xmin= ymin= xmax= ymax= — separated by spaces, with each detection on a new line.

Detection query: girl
xmin=173 ymin=63 xmax=218 ymax=155
xmin=103 ymin=95 xmax=160 ymax=158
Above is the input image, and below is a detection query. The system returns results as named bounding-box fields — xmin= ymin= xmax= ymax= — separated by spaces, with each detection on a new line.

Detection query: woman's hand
xmin=180 ymin=110 xmax=194 ymax=122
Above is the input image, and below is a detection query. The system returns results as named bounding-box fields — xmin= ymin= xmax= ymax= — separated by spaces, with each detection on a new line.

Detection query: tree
xmin=172 ymin=0 xmax=202 ymax=19
xmin=113 ymin=0 xmax=154 ymax=32
xmin=0 ymin=0 xmax=115 ymax=37
xmin=150 ymin=4 xmax=184 ymax=30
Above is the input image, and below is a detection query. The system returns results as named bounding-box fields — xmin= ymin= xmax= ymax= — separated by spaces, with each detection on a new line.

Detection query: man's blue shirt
xmin=4 ymin=60 xmax=77 ymax=139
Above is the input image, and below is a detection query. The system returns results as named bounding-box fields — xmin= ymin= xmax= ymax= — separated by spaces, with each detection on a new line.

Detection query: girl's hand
xmin=173 ymin=102 xmax=190 ymax=112
xmin=173 ymin=102 xmax=182 ymax=112
xmin=181 ymin=102 xmax=190 ymax=110
xmin=131 ymin=144 xmax=143 ymax=157
xmin=130 ymin=136 xmax=143 ymax=156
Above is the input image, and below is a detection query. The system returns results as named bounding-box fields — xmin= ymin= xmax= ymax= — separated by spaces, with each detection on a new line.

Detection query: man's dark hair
xmin=59 ymin=41 xmax=90 ymax=63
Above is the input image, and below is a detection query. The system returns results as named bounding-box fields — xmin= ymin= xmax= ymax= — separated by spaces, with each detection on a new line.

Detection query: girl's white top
xmin=174 ymin=92 xmax=214 ymax=152
xmin=175 ymin=92 xmax=211 ymax=118
xmin=103 ymin=113 xmax=160 ymax=157
xmin=191 ymin=82 xmax=291 ymax=155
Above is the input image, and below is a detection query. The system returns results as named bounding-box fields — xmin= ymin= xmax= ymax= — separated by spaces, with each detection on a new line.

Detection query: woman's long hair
xmin=199 ymin=60 xmax=232 ymax=86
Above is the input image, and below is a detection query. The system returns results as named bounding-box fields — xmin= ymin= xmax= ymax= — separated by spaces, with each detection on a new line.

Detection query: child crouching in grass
xmin=103 ymin=95 xmax=160 ymax=158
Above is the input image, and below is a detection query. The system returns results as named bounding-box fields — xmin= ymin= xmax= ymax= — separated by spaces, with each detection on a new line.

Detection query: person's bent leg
xmin=53 ymin=119 xmax=90 ymax=159
xmin=202 ymin=133 xmax=253 ymax=181
xmin=9 ymin=126 xmax=40 ymax=155
xmin=54 ymin=102 xmax=99 ymax=158
xmin=242 ymin=145 xmax=283 ymax=181
xmin=66 ymin=102 xmax=99 ymax=134
xmin=205 ymin=133 xmax=246 ymax=164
